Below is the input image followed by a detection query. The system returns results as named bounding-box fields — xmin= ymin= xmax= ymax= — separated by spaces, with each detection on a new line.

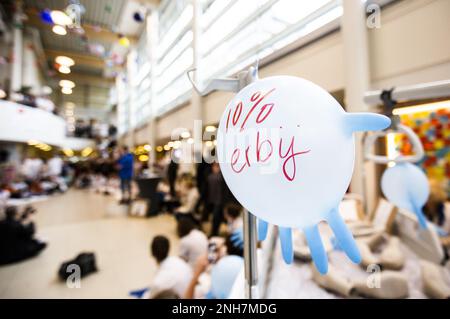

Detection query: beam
xmin=24 ymin=8 xmax=137 ymax=44
xmin=45 ymin=48 xmax=105 ymax=69
xmin=55 ymin=71 xmax=114 ymax=88
xmin=135 ymin=0 xmax=161 ymax=9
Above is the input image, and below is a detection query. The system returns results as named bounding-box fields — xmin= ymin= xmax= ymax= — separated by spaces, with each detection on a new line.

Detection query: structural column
xmin=148 ymin=11 xmax=158 ymax=170
xmin=126 ymin=50 xmax=137 ymax=149
xmin=342 ymin=0 xmax=378 ymax=213
xmin=10 ymin=2 xmax=24 ymax=93
xmin=191 ymin=0 xmax=203 ymax=162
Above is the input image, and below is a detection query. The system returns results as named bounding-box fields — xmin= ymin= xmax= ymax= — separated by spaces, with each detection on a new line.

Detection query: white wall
xmin=155 ymin=102 xmax=195 ymax=139
xmin=369 ymin=0 xmax=450 ymax=88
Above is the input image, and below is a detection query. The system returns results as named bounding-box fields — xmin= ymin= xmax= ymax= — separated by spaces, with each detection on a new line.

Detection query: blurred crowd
xmin=0 ymin=149 xmax=70 ymax=266
xmin=51 ymin=145 xmax=246 ymax=299
xmin=64 ymin=145 xmax=246 ymax=298
xmin=6 ymin=86 xmax=57 ymax=114
xmin=0 ymin=150 xmax=71 ymax=200
xmin=73 ymin=118 xmax=117 ymax=140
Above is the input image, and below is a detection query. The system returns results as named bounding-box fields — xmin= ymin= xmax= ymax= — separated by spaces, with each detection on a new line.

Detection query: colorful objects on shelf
xmin=394 ymin=107 xmax=449 ymax=195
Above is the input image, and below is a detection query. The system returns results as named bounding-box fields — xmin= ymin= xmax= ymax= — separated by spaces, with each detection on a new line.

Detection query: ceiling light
xmin=59 ymin=79 xmax=75 ymax=88
xmin=28 ymin=140 xmax=39 ymax=146
xmin=42 ymin=86 xmax=52 ymax=95
xmin=168 ymin=141 xmax=174 ymax=148
xmin=62 ymin=149 xmax=74 ymax=157
xmin=138 ymin=155 xmax=149 ymax=162
xmin=181 ymin=131 xmax=190 ymax=138
xmin=50 ymin=10 xmax=73 ymax=26
xmin=173 ymin=141 xmax=181 ymax=149
xmin=156 ymin=146 xmax=163 ymax=152
xmin=55 ymin=56 xmax=75 ymax=67
xmin=205 ymin=125 xmax=216 ymax=132
xmin=163 ymin=144 xmax=170 ymax=151
xmin=61 ymin=87 xmax=72 ymax=94
xmin=0 ymin=89 xmax=6 ymax=99
xmin=118 ymin=36 xmax=130 ymax=47
xmin=187 ymin=138 xmax=194 ymax=144
xmin=205 ymin=141 xmax=213 ymax=147
xmin=81 ymin=147 xmax=93 ymax=157
xmin=58 ymin=65 xmax=71 ymax=74
xmin=52 ymin=25 xmax=67 ymax=35
xmin=143 ymin=144 xmax=151 ymax=151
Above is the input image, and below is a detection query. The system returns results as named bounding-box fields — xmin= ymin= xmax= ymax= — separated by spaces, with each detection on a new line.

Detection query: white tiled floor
xmin=0 ymin=189 xmax=179 ymax=298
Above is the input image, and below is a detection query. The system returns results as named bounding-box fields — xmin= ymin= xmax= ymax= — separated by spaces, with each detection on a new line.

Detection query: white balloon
xmin=217 ymin=75 xmax=390 ymax=273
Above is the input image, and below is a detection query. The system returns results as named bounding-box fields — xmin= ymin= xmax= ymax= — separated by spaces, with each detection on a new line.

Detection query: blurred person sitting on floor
xmin=117 ymin=146 xmax=134 ymax=204
xmin=0 ymin=150 xmax=17 ymax=187
xmin=149 ymin=235 xmax=192 ymax=299
xmin=174 ymin=176 xmax=199 ymax=222
xmin=47 ymin=155 xmax=63 ymax=178
xmin=224 ymin=203 xmax=243 ymax=234
xmin=177 ymin=217 xmax=208 ymax=269
xmin=21 ymin=155 xmax=43 ymax=182
xmin=184 ymin=239 xmax=243 ymax=299
xmin=0 ymin=206 xmax=46 ymax=265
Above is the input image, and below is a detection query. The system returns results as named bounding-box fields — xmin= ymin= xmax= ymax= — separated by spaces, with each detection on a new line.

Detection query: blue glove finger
xmin=327 ymin=208 xmax=361 ymax=264
xmin=278 ymin=226 xmax=293 ymax=264
xmin=304 ymin=224 xmax=328 ymax=274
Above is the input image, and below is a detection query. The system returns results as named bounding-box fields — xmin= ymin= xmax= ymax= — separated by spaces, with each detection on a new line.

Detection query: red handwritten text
xmin=226 ymin=88 xmax=310 ymax=182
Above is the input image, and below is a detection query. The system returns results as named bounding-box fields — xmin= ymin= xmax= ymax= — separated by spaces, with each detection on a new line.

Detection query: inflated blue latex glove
xmin=381 ymin=162 xmax=429 ymax=229
xmin=217 ymin=76 xmax=391 ymax=274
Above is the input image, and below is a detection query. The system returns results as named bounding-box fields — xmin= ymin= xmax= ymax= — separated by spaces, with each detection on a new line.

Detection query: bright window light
xmin=156 ymin=47 xmax=193 ymax=93
xmin=200 ymin=0 xmax=340 ymax=83
xmin=157 ymin=4 xmax=193 ymax=59
xmin=157 ymin=31 xmax=193 ymax=75
xmin=201 ymin=0 xmax=232 ymax=28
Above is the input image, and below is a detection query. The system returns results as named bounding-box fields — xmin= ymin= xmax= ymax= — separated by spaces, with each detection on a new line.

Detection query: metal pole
xmin=237 ymin=67 xmax=259 ymax=299
xmin=186 ymin=65 xmax=260 ymax=299
xmin=364 ymin=80 xmax=450 ymax=106
xmin=243 ymin=209 xmax=258 ymax=299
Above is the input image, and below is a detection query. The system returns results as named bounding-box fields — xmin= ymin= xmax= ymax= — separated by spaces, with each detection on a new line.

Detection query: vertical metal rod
xmin=187 ymin=65 xmax=260 ymax=299
xmin=238 ymin=67 xmax=259 ymax=299
xmin=243 ymin=209 xmax=259 ymax=299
